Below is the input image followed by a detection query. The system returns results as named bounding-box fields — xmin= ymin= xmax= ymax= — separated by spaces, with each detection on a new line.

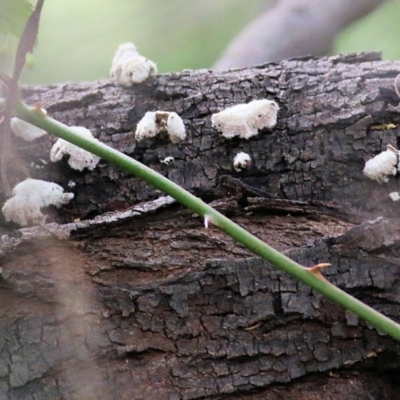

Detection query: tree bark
xmin=1 ymin=52 xmax=400 ymax=399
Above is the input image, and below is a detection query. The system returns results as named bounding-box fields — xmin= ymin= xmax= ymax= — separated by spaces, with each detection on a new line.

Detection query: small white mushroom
xmin=111 ymin=42 xmax=140 ymax=65
xmin=233 ymin=152 xmax=252 ymax=172
xmin=363 ymin=145 xmax=398 ymax=184
xmin=135 ymin=112 xmax=157 ymax=141
xmin=50 ymin=127 xmax=101 ymax=171
xmin=211 ymin=99 xmax=279 ymax=140
xmin=389 ymin=192 xmax=400 ymax=202
xmin=161 ymin=156 xmax=174 ymax=165
xmin=11 ymin=117 xmax=47 ymax=141
xmin=2 ymin=178 xmax=74 ymax=226
xmin=135 ymin=111 xmax=186 ymax=143
xmin=166 ymin=112 xmax=186 ymax=143
xmin=110 ymin=42 xmax=157 ymax=86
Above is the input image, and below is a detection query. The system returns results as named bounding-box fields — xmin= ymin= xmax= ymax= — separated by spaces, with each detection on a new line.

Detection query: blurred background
xmin=1 ymin=0 xmax=400 ymax=85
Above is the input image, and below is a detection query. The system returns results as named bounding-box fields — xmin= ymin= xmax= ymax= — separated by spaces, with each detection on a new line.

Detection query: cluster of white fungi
xmin=2 ymin=42 xmax=281 ymax=226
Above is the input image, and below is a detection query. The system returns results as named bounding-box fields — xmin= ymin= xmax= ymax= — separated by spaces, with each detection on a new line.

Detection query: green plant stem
xmin=15 ymin=101 xmax=400 ymax=342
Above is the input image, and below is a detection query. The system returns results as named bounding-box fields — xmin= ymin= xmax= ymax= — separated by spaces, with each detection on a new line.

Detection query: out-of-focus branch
xmin=0 ymin=0 xmax=44 ymax=196
xmin=213 ymin=0 xmax=386 ymax=70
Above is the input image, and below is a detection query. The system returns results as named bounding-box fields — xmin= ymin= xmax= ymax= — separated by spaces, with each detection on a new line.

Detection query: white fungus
xmin=161 ymin=156 xmax=174 ymax=165
xmin=166 ymin=112 xmax=186 ymax=143
xmin=50 ymin=126 xmax=101 ymax=171
xmin=211 ymin=99 xmax=279 ymax=140
xmin=2 ymin=178 xmax=74 ymax=226
xmin=135 ymin=111 xmax=186 ymax=143
xmin=389 ymin=192 xmax=400 ymax=202
xmin=110 ymin=42 xmax=157 ymax=86
xmin=135 ymin=112 xmax=157 ymax=141
xmin=233 ymin=152 xmax=252 ymax=172
xmin=11 ymin=117 xmax=47 ymax=141
xmin=363 ymin=145 xmax=399 ymax=184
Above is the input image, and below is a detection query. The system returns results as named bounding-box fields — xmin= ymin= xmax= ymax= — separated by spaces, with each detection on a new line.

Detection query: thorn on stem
xmin=33 ymin=102 xmax=47 ymax=116
xmin=204 ymin=214 xmax=218 ymax=229
xmin=306 ymin=263 xmax=331 ymax=280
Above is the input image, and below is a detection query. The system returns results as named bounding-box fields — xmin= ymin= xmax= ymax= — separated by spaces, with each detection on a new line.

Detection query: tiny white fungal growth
xmin=161 ymin=156 xmax=174 ymax=165
xmin=2 ymin=178 xmax=74 ymax=226
xmin=363 ymin=145 xmax=399 ymax=184
xmin=30 ymin=159 xmax=47 ymax=169
xmin=111 ymin=42 xmax=140 ymax=65
xmin=211 ymin=99 xmax=279 ymax=140
xmin=11 ymin=117 xmax=47 ymax=141
xmin=389 ymin=192 xmax=400 ymax=202
xmin=135 ymin=111 xmax=186 ymax=143
xmin=110 ymin=42 xmax=157 ymax=86
xmin=166 ymin=112 xmax=186 ymax=143
xmin=233 ymin=152 xmax=252 ymax=172
xmin=50 ymin=126 xmax=101 ymax=171
xmin=135 ymin=112 xmax=157 ymax=141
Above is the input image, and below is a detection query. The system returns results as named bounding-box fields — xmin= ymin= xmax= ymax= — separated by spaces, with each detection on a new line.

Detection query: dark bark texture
xmin=1 ymin=52 xmax=400 ymax=399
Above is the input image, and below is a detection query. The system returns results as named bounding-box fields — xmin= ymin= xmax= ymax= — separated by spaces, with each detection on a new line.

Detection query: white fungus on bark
xmin=135 ymin=111 xmax=186 ymax=143
xmin=110 ymin=42 xmax=157 ymax=86
xmin=211 ymin=99 xmax=279 ymax=139
xmin=389 ymin=192 xmax=400 ymax=202
xmin=135 ymin=112 xmax=157 ymax=140
xmin=11 ymin=117 xmax=47 ymax=141
xmin=2 ymin=179 xmax=74 ymax=226
xmin=161 ymin=156 xmax=174 ymax=165
xmin=233 ymin=152 xmax=252 ymax=172
xmin=363 ymin=145 xmax=399 ymax=184
xmin=166 ymin=112 xmax=186 ymax=143
xmin=50 ymin=126 xmax=101 ymax=171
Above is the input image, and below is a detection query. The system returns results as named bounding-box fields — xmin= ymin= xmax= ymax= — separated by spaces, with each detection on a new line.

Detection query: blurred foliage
xmin=16 ymin=0 xmax=266 ymax=84
xmin=1 ymin=0 xmax=400 ymax=85
xmin=335 ymin=0 xmax=400 ymax=60
xmin=0 ymin=0 xmax=32 ymax=37
xmin=0 ymin=0 xmax=32 ymax=71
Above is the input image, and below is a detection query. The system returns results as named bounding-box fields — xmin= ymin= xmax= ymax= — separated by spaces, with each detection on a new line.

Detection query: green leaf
xmin=0 ymin=0 xmax=33 ymax=38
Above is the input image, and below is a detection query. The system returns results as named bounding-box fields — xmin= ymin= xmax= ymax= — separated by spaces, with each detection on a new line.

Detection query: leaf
xmin=0 ymin=0 xmax=33 ymax=38
xmin=13 ymin=0 xmax=44 ymax=81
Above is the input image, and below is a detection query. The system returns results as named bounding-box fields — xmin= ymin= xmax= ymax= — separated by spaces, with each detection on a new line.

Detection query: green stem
xmin=15 ymin=101 xmax=400 ymax=341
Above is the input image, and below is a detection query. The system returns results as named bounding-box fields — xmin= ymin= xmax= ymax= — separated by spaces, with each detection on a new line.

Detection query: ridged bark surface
xmin=1 ymin=52 xmax=400 ymax=399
